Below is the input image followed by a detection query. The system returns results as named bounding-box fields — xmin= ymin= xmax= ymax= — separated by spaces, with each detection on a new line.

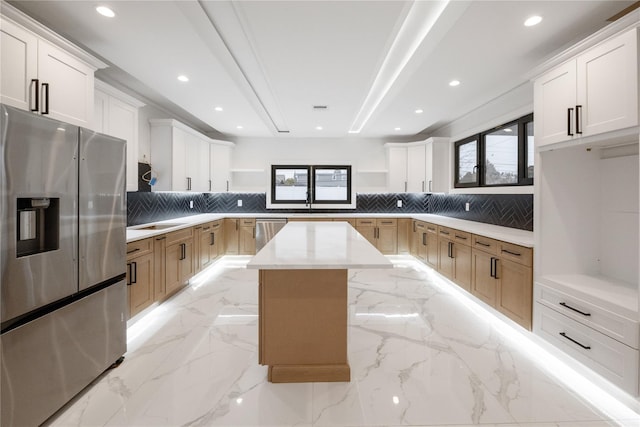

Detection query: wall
xmin=230 ymin=137 xmax=388 ymax=193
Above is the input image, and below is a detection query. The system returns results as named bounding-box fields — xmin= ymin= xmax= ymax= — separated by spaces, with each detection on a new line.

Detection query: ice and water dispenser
xmin=16 ymin=197 xmax=60 ymax=257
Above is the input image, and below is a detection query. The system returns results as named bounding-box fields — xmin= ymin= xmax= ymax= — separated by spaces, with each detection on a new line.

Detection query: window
xmin=454 ymin=113 xmax=533 ymax=188
xmin=270 ymin=165 xmax=352 ymax=205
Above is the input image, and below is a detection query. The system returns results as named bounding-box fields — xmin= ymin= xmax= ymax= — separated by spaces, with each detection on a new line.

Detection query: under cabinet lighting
xmin=177 ymin=75 xmax=189 ymax=82
xmin=449 ymin=80 xmax=460 ymax=87
xmin=96 ymin=6 xmax=115 ymax=18
xmin=524 ymin=15 xmax=542 ymax=27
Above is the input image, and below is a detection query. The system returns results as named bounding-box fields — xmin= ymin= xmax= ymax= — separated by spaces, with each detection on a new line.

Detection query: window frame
xmin=311 ymin=165 xmax=352 ymax=205
xmin=270 ymin=165 xmax=311 ymax=205
xmin=454 ymin=113 xmax=534 ymax=188
xmin=270 ymin=164 xmax=353 ymax=206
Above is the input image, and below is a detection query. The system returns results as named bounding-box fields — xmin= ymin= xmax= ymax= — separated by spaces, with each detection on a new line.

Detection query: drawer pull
xmin=127 ymin=247 xmax=140 ymax=255
xmin=203 ymin=226 xmax=211 ymax=231
xmin=559 ymin=302 xmax=591 ymax=317
xmin=155 ymin=236 xmax=166 ymax=241
xmin=559 ymin=332 xmax=591 ymax=350
xmin=475 ymin=241 xmax=490 ymax=247
xmin=440 ymin=230 xmax=450 ymax=235
xmin=455 ymin=234 xmax=467 ymax=240
xmin=427 ymin=227 xmax=435 ymax=232
xmin=501 ymin=249 xmax=521 ymax=257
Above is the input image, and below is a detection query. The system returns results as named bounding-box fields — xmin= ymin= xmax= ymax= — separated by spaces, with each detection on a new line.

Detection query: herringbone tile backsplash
xmin=128 ymin=191 xmax=532 ymax=230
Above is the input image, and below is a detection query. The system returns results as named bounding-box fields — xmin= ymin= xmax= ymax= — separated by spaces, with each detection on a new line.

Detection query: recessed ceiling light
xmin=96 ymin=6 xmax=115 ymax=18
xmin=177 ymin=75 xmax=189 ymax=82
xmin=236 ymin=125 xmax=243 ymax=129
xmin=504 ymin=128 xmax=513 ymax=132
xmin=394 ymin=127 xmax=401 ymax=131
xmin=214 ymin=106 xmax=223 ymax=112
xmin=315 ymin=126 xmax=323 ymax=131
xmin=449 ymin=80 xmax=461 ymax=87
xmin=524 ymin=15 xmax=542 ymax=27
xmin=415 ymin=109 xmax=424 ymax=114
xmin=348 ymin=130 xmax=359 ymax=134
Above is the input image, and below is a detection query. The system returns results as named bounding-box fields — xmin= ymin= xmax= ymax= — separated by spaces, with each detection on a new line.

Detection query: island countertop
xmin=246 ymin=221 xmax=393 ymax=270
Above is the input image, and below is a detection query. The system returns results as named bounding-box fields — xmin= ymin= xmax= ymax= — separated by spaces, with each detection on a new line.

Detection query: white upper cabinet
xmin=209 ymin=142 xmax=233 ymax=192
xmin=0 ymin=9 xmax=103 ymax=128
xmin=386 ymin=138 xmax=450 ymax=193
xmin=535 ymin=28 xmax=638 ymax=148
xmin=94 ymin=81 xmax=145 ymax=192
xmin=150 ymin=119 xmax=234 ymax=192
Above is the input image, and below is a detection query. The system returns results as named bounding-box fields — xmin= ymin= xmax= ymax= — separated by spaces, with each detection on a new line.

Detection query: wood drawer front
xmin=211 ymin=220 xmax=222 ymax=230
xmin=498 ymin=242 xmax=532 ymax=267
xmin=377 ymin=218 xmax=397 ymax=227
xmin=356 ymin=218 xmax=375 ymax=226
xmin=471 ymin=235 xmax=499 ymax=255
xmin=451 ymin=230 xmax=471 ymax=246
xmin=199 ymin=222 xmax=214 ymax=232
xmin=165 ymin=227 xmax=194 ymax=246
xmin=240 ymin=218 xmax=256 ymax=226
xmin=536 ymin=284 xmax=639 ymax=349
xmin=437 ymin=226 xmax=454 ymax=240
xmin=425 ymin=223 xmax=437 ymax=234
xmin=414 ymin=221 xmax=426 ymax=231
xmin=127 ymin=238 xmax=153 ymax=259
xmin=535 ymin=303 xmax=639 ymax=394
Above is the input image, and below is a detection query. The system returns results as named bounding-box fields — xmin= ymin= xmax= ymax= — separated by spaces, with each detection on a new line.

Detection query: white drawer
xmin=535 ymin=283 xmax=639 ymax=349
xmin=534 ymin=303 xmax=639 ymax=395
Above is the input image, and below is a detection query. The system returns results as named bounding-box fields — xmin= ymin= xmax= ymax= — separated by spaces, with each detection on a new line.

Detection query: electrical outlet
xmin=465 ymin=202 xmax=470 ymax=211
xmin=397 ymin=200 xmax=402 ymax=208
xmin=237 ymin=199 xmax=243 ymax=207
xmin=189 ymin=200 xmax=194 ymax=209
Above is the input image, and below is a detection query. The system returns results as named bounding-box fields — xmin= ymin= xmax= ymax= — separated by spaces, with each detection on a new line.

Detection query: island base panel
xmin=259 ymin=269 xmax=349 ymax=382
xmin=268 ymin=364 xmax=350 ymax=383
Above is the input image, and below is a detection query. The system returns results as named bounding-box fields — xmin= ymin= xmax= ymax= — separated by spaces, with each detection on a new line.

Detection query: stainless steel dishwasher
xmin=255 ymin=218 xmax=288 ymax=251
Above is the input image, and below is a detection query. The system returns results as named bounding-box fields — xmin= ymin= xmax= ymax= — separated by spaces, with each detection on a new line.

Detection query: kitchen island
xmin=246 ymin=221 xmax=392 ymax=383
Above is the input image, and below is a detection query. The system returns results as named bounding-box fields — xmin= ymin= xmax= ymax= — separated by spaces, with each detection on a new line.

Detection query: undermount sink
xmin=137 ymin=223 xmax=185 ymax=230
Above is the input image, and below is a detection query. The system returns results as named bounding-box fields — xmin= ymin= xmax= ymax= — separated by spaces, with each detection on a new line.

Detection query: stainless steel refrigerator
xmin=0 ymin=104 xmax=127 ymax=426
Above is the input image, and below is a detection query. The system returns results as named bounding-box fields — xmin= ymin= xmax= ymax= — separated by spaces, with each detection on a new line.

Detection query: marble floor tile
xmin=45 ymin=256 xmax=640 ymax=427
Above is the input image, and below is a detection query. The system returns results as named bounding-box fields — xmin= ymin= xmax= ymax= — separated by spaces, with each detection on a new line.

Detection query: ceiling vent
xmin=313 ymin=105 xmax=328 ymax=110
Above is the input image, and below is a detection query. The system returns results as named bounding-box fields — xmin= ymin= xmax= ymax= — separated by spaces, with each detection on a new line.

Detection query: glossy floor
xmin=47 ymin=256 xmax=640 ymax=427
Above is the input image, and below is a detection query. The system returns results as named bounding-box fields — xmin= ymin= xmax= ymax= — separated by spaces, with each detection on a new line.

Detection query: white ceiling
xmin=7 ymin=0 xmax=636 ymax=140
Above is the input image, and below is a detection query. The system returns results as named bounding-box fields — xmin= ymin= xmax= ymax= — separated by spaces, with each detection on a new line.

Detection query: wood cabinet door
xmin=437 ymin=238 xmax=454 ymax=280
xmin=497 ymin=258 xmax=533 ymax=329
xmin=239 ymin=225 xmax=256 ymax=255
xmin=37 ymin=40 xmax=94 ymax=128
xmin=153 ymin=237 xmax=167 ymax=301
xmin=425 ymin=231 xmax=438 ymax=269
xmin=410 ymin=221 xmax=419 ymax=256
xmin=198 ymin=227 xmax=212 ymax=270
xmin=224 ymin=219 xmax=239 ymax=254
xmin=533 ymin=59 xmax=577 ymax=147
xmin=452 ymin=243 xmax=471 ymax=292
xmin=471 ymin=249 xmax=497 ymax=306
xmin=165 ymin=242 xmax=182 ymax=296
xmin=377 ymin=224 xmax=397 ymax=254
xmin=128 ymin=252 xmax=154 ymax=318
xmin=396 ymin=218 xmax=410 ymax=254
xmin=356 ymin=221 xmax=376 ymax=247
xmin=180 ymin=239 xmax=195 ymax=282
xmin=1 ymin=19 xmax=37 ymax=111
xmin=577 ymin=28 xmax=638 ymax=138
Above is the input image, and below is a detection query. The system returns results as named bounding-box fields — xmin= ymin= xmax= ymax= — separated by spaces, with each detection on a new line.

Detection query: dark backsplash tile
xmin=127 ymin=191 xmax=532 ymax=231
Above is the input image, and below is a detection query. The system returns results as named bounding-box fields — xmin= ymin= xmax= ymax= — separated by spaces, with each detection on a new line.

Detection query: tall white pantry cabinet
xmin=533 ymin=13 xmax=640 ymax=395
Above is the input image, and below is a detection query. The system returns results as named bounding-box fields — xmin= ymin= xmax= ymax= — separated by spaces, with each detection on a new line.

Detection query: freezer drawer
xmin=1 ymin=281 xmax=127 ymax=427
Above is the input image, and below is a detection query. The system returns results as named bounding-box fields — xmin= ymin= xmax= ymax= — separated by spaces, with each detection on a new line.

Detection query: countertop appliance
xmin=255 ymin=218 xmax=287 ymax=251
xmin=0 ymin=104 xmax=127 ymax=426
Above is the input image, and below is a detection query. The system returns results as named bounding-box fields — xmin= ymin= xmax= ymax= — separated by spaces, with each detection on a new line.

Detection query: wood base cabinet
xmin=437 ymin=226 xmax=471 ymax=292
xmin=164 ymin=228 xmax=194 ymax=297
xmin=356 ymin=218 xmax=397 ymax=254
xmin=225 ymin=218 xmax=256 ymax=255
xmin=126 ymin=238 xmax=154 ymax=318
xmin=195 ymin=220 xmax=223 ymax=272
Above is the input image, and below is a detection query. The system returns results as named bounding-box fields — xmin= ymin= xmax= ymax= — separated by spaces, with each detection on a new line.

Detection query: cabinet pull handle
xmin=427 ymin=227 xmax=435 ymax=232
xmin=413 ymin=222 xmax=416 ymax=232
xmin=187 ymin=177 xmax=192 ymax=191
xmin=131 ymin=261 xmax=137 ymax=284
xmin=41 ymin=83 xmax=50 ymax=114
xmin=155 ymin=236 xmax=166 ymax=241
xmin=30 ymin=79 xmax=39 ymax=112
xmin=226 ymin=180 xmax=229 ymax=192
xmin=203 ymin=226 xmax=210 ymax=231
xmin=576 ymin=105 xmax=582 ymax=134
xmin=559 ymin=332 xmax=591 ymax=350
xmin=501 ymin=249 xmax=521 ymax=257
xmin=127 ymin=262 xmax=132 ymax=285
xmin=493 ymin=258 xmax=499 ymax=279
xmin=209 ymin=180 xmax=212 ymax=191
xmin=127 ymin=247 xmax=140 ymax=254
xmin=210 ymin=232 xmax=215 ymax=246
xmin=404 ymin=181 xmax=407 ymax=192
xmin=422 ymin=232 xmax=426 ymax=246
xmin=475 ymin=241 xmax=490 ymax=247
xmin=422 ymin=181 xmax=425 ymax=192
xmin=559 ymin=302 xmax=591 ymax=317
xmin=455 ymin=234 xmax=467 ymax=240
xmin=440 ymin=230 xmax=450 ymax=235
xmin=235 ymin=220 xmax=238 ymax=231
xmin=195 ymin=226 xmax=202 ymax=230
xmin=448 ymin=241 xmax=453 ymax=258
xmin=253 ymin=227 xmax=256 ymax=239
xmin=490 ymin=257 xmax=495 ymax=278
xmin=567 ymin=107 xmax=574 ymax=136
xmin=180 ymin=243 xmax=186 ymax=260
xmin=428 ymin=180 xmax=432 ymax=192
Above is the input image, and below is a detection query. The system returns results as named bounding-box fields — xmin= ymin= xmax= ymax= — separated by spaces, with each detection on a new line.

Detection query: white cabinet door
xmin=210 ymin=143 xmax=232 ymax=192
xmin=577 ymin=28 xmax=638 ymax=138
xmin=407 ymin=144 xmax=426 ymax=192
xmin=93 ymin=89 xmax=108 ymax=133
xmin=108 ymin=97 xmax=139 ymax=192
xmin=1 ymin=19 xmax=37 ymax=111
xmin=534 ymin=60 xmax=577 ymax=148
xmin=195 ymin=138 xmax=210 ymax=192
xmin=387 ymin=146 xmax=407 ymax=192
xmin=428 ymin=138 xmax=450 ymax=193
xmin=171 ymin=127 xmax=188 ymax=191
xmin=37 ymin=40 xmax=94 ymax=128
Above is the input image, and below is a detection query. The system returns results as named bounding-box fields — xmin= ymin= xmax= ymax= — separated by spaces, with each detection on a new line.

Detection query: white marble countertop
xmin=127 ymin=212 xmax=533 ymax=247
xmin=246 ymin=222 xmax=393 ymax=270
